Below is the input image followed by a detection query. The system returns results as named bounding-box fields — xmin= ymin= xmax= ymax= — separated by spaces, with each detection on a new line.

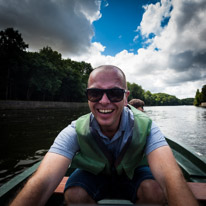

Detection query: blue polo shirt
xmin=49 ymin=106 xmax=168 ymax=160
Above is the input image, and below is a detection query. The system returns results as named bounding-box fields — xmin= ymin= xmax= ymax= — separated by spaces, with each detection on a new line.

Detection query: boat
xmin=0 ymin=137 xmax=206 ymax=206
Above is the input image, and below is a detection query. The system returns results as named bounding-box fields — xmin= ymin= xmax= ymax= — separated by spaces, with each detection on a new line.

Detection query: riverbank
xmin=0 ymin=100 xmax=88 ymax=109
xmin=200 ymin=102 xmax=206 ymax=108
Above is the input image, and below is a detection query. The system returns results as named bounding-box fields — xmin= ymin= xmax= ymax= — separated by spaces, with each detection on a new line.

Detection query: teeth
xmin=99 ymin=109 xmax=113 ymax=114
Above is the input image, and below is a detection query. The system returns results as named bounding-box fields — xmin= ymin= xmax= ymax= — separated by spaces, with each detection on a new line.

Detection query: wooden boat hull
xmin=0 ymin=138 xmax=206 ymax=205
xmin=166 ymin=137 xmax=206 ymax=183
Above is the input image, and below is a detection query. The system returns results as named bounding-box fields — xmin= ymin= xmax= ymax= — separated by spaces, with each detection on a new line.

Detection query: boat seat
xmin=54 ymin=176 xmax=68 ymax=194
xmin=54 ymin=177 xmax=206 ymax=202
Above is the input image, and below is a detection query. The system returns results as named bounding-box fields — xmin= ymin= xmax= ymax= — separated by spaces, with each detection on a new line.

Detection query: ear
xmin=124 ymin=90 xmax=130 ymax=106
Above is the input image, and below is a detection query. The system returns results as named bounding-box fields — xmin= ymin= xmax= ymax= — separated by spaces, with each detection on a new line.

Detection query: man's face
xmin=88 ymin=68 xmax=129 ymax=137
xmin=137 ymin=106 xmax=144 ymax=112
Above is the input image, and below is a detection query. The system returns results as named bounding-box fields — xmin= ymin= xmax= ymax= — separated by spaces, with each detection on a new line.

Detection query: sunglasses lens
xmin=107 ymin=88 xmax=125 ymax=102
xmin=86 ymin=89 xmax=103 ymax=102
xmin=86 ymin=88 xmax=125 ymax=102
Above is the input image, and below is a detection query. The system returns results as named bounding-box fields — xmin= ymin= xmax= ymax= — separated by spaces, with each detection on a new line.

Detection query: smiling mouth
xmin=98 ymin=109 xmax=113 ymax=114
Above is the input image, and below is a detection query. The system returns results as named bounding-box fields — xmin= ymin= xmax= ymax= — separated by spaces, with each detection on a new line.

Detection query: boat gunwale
xmin=165 ymin=137 xmax=206 ymax=173
xmin=0 ymin=138 xmax=206 ymax=204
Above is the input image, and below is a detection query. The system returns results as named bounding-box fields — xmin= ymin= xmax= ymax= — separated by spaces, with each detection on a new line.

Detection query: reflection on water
xmin=0 ymin=106 xmax=90 ymax=186
xmin=145 ymin=106 xmax=206 ymax=158
xmin=0 ymin=105 xmax=205 ymax=186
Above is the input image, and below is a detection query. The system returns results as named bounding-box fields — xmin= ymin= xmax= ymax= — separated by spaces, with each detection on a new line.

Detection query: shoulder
xmin=145 ymin=121 xmax=168 ymax=155
xmin=49 ymin=120 xmax=80 ymax=159
xmin=76 ymin=112 xmax=92 ymax=126
xmin=76 ymin=112 xmax=93 ymax=134
xmin=127 ymin=105 xmax=152 ymax=129
xmin=128 ymin=104 xmax=150 ymax=119
xmin=57 ymin=121 xmax=77 ymax=139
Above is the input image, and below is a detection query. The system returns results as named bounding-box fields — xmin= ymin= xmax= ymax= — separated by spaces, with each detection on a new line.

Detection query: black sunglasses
xmin=86 ymin=88 xmax=127 ymax=102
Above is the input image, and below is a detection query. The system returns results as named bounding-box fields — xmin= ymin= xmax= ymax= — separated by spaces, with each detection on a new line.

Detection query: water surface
xmin=0 ymin=105 xmax=205 ymax=186
xmin=145 ymin=106 xmax=206 ymax=157
xmin=0 ymin=106 xmax=90 ymax=185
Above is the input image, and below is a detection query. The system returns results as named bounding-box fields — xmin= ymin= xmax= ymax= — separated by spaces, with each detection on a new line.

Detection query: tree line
xmin=194 ymin=85 xmax=206 ymax=106
xmin=127 ymin=82 xmax=194 ymax=106
xmin=0 ymin=28 xmax=195 ymax=105
xmin=0 ymin=28 xmax=93 ymax=102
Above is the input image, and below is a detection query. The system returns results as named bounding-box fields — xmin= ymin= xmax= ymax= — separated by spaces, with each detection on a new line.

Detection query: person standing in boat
xmin=11 ymin=65 xmax=198 ymax=206
xmin=129 ymin=98 xmax=145 ymax=112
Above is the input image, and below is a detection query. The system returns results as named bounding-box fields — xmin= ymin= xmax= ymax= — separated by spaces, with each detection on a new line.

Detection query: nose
xmin=99 ymin=93 xmax=110 ymax=104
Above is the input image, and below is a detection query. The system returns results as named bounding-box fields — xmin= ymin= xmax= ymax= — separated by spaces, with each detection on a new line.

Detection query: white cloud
xmin=1 ymin=0 xmax=205 ymax=99
xmin=0 ymin=0 xmax=101 ymax=55
xmin=75 ymin=0 xmax=101 ymax=23
xmin=153 ymin=0 xmax=206 ymax=54
xmin=138 ymin=0 xmax=172 ymax=37
xmin=72 ymin=0 xmax=206 ymax=99
xmin=133 ymin=35 xmax=139 ymax=42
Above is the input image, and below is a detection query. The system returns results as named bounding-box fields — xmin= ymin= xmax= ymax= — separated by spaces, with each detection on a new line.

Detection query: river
xmin=0 ymin=105 xmax=205 ymax=186
xmin=145 ymin=106 xmax=206 ymax=158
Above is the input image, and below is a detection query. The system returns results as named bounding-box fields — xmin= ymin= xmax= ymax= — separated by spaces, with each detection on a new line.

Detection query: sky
xmin=0 ymin=0 xmax=206 ymax=99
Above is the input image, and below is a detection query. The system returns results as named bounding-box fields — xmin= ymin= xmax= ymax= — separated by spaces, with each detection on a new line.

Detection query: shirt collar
xmin=90 ymin=106 xmax=130 ymax=137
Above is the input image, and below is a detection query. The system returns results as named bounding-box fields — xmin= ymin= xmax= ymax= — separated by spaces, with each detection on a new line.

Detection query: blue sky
xmin=93 ymin=0 xmax=160 ymax=56
xmin=0 ymin=0 xmax=206 ymax=99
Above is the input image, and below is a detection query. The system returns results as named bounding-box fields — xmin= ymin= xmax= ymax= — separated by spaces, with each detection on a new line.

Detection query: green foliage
xmin=0 ymin=28 xmax=28 ymax=100
xmin=151 ymin=93 xmax=181 ymax=106
xmin=56 ymin=59 xmax=92 ymax=102
xmin=24 ymin=50 xmax=93 ymax=102
xmin=144 ymin=91 xmax=155 ymax=106
xmin=0 ymin=28 xmax=93 ymax=102
xmin=201 ymin=85 xmax=206 ymax=103
xmin=194 ymin=85 xmax=206 ymax=106
xmin=127 ymin=81 xmax=194 ymax=106
xmin=127 ymin=82 xmax=144 ymax=101
xmin=0 ymin=28 xmax=28 ymax=53
xmin=181 ymin=98 xmax=195 ymax=105
xmin=26 ymin=51 xmax=62 ymax=100
xmin=0 ymin=27 xmax=200 ymax=105
xmin=194 ymin=89 xmax=201 ymax=106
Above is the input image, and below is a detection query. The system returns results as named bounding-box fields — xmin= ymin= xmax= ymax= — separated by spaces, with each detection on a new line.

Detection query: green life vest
xmin=71 ymin=105 xmax=152 ymax=179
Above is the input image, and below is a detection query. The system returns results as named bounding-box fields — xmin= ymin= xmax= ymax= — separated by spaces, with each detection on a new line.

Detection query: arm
xmin=10 ymin=152 xmax=71 ymax=206
xmin=148 ymin=145 xmax=199 ymax=206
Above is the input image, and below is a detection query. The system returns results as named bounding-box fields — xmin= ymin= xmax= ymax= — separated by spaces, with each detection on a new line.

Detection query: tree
xmin=144 ymin=91 xmax=154 ymax=106
xmin=56 ymin=59 xmax=93 ymax=102
xmin=0 ymin=28 xmax=28 ymax=99
xmin=27 ymin=50 xmax=63 ymax=101
xmin=0 ymin=27 xmax=93 ymax=102
xmin=194 ymin=89 xmax=201 ymax=106
xmin=181 ymin=98 xmax=194 ymax=105
xmin=127 ymin=82 xmax=145 ymax=101
xmin=200 ymin=85 xmax=206 ymax=103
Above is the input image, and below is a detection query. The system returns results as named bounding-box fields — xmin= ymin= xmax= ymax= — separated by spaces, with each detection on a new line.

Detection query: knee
xmin=137 ymin=180 xmax=166 ymax=204
xmin=64 ymin=186 xmax=96 ymax=205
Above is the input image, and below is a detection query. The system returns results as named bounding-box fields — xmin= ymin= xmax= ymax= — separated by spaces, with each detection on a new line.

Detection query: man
xmin=11 ymin=65 xmax=198 ymax=206
xmin=129 ymin=99 xmax=145 ymax=112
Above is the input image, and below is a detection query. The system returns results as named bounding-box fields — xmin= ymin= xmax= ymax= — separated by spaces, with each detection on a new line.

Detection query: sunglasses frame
xmin=86 ymin=88 xmax=127 ymax=102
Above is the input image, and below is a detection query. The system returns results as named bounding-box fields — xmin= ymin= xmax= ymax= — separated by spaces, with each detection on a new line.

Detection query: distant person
xmin=11 ymin=65 xmax=198 ymax=206
xmin=129 ymin=98 xmax=145 ymax=112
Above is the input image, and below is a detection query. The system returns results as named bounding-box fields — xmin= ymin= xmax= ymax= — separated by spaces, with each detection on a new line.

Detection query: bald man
xmin=11 ymin=65 xmax=198 ymax=206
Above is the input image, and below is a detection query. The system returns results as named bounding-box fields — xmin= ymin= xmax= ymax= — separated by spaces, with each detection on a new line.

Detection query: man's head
xmin=129 ymin=99 xmax=145 ymax=112
xmin=87 ymin=65 xmax=130 ymax=137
